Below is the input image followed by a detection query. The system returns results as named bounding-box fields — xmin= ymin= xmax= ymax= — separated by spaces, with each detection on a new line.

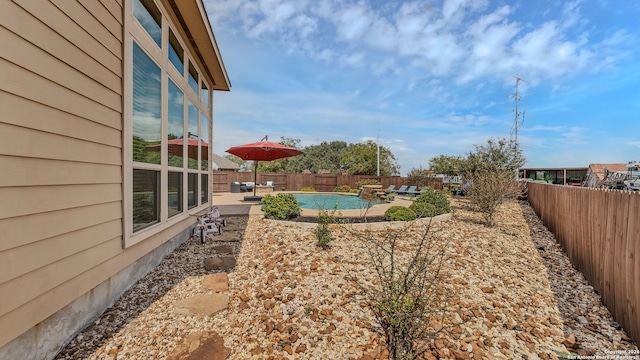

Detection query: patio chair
xmin=385 ymin=185 xmax=396 ymax=193
xmin=391 ymin=185 xmax=407 ymax=193
xmin=408 ymin=186 xmax=423 ymax=195
xmin=399 ymin=185 xmax=417 ymax=194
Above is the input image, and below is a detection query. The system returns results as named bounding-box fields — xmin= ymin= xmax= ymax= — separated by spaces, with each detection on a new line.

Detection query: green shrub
xmin=384 ymin=206 xmax=417 ymax=221
xmin=409 ymin=202 xmax=436 ymax=218
xmin=413 ymin=188 xmax=452 ymax=216
xmin=333 ymin=185 xmax=352 ymax=193
xmin=355 ymin=179 xmax=381 ymax=189
xmin=315 ymin=209 xmax=334 ymax=248
xmin=261 ymin=193 xmax=301 ymax=220
xmin=300 ymin=187 xmax=316 ymax=192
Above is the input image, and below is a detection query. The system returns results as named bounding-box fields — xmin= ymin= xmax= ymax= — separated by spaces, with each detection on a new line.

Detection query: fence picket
xmin=527 ymin=183 xmax=639 ymax=345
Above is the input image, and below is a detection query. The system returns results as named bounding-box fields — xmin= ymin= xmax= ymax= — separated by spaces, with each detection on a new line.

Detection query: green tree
xmin=224 ymin=154 xmax=252 ymax=172
xmin=428 ymin=154 xmax=465 ymax=176
xmin=461 ymin=138 xmax=524 ymax=175
xmin=340 ymin=140 xmax=399 ymax=176
xmin=257 ymin=137 xmax=302 ymax=173
xmin=405 ymin=166 xmax=435 ymax=187
xmin=462 ymin=138 xmax=526 ymax=226
xmin=297 ymin=141 xmax=348 ymax=173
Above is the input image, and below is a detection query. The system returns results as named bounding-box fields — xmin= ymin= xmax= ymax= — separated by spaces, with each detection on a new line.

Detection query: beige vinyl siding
xmin=0 ymin=0 xmax=126 ymax=349
xmin=0 ymin=202 xmax=123 ymax=252
xmin=2 ymin=92 xmax=122 ymax=147
xmin=0 ymin=215 xmax=192 ymax=349
xmin=0 ymin=156 xmax=122 ymax=187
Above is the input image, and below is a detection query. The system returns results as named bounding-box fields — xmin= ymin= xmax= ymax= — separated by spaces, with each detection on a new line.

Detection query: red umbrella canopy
xmin=225 ymin=140 xmax=304 ymax=161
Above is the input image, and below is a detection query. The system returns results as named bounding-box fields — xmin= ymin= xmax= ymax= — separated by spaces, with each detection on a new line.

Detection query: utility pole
xmin=512 ymin=75 xmax=526 ymax=147
xmin=376 ymin=128 xmax=380 ymax=176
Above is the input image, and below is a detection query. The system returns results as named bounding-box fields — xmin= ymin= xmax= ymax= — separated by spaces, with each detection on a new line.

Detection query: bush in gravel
xmin=413 ymin=188 xmax=452 ymax=217
xmin=261 ymin=193 xmax=301 ymax=220
xmin=409 ymin=202 xmax=436 ymax=218
xmin=346 ymin=220 xmax=455 ymax=360
xmin=384 ymin=206 xmax=417 ymax=221
xmin=315 ymin=212 xmax=333 ymax=249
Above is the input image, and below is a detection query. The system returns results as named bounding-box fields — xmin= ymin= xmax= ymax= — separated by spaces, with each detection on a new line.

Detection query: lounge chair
xmin=408 ymin=186 xmax=423 ymax=195
xmin=399 ymin=185 xmax=417 ymax=194
xmin=385 ymin=185 xmax=396 ymax=193
xmin=391 ymin=185 xmax=407 ymax=193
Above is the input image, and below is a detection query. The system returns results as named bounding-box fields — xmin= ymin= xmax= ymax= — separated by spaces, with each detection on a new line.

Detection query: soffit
xmin=168 ymin=0 xmax=231 ymax=91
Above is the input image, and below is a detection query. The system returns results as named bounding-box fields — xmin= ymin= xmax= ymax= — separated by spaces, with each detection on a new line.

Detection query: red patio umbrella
xmin=145 ymin=138 xmax=208 ymax=160
xmin=225 ymin=136 xmax=304 ymax=197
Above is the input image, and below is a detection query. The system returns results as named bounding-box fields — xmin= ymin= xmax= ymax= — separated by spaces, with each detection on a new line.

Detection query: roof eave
xmin=172 ymin=0 xmax=231 ymax=91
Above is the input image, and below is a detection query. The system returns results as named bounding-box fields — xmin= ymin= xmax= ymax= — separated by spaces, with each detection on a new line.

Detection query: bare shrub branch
xmin=343 ymin=220 xmax=458 ymax=359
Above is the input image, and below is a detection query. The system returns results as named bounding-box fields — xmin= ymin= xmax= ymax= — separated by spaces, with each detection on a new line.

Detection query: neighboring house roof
xmin=587 ymin=164 xmax=628 ymax=180
xmin=211 ymin=153 xmax=240 ymax=171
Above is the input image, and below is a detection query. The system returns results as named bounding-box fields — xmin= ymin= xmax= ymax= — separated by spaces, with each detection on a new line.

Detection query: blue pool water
xmin=293 ymin=193 xmax=384 ymax=210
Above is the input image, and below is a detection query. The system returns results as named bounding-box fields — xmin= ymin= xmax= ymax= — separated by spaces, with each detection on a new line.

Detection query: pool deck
xmin=211 ymin=191 xmax=414 ymax=217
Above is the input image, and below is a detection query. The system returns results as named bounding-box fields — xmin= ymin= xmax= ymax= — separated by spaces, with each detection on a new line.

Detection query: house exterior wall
xmin=0 ymin=1 xmax=229 ymax=358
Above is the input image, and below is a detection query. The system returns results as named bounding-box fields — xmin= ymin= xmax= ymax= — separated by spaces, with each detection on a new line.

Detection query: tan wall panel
xmin=0 ymin=60 xmax=121 ymax=130
xmin=52 ymin=0 xmax=122 ymax=45
xmin=0 ymin=217 xmax=193 ymax=348
xmin=1 ymin=28 xmax=121 ymax=112
xmin=1 ymin=91 xmax=122 ymax=145
xmin=0 ymin=219 xmax=122 ymax=284
xmin=0 ymin=202 xmax=122 ymax=252
xmin=0 ymin=237 xmax=123 ymax=317
xmin=16 ymin=1 xmax=122 ymax=66
xmin=0 ymin=156 xmax=121 ymax=187
xmin=99 ymin=0 xmax=124 ymax=25
xmin=0 ymin=183 xmax=122 ymax=219
xmin=0 ymin=123 xmax=121 ymax=166
xmin=0 ymin=2 xmax=122 ymax=92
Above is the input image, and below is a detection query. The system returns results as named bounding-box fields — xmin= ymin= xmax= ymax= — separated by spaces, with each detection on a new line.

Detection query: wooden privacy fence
xmin=211 ymin=171 xmax=442 ymax=193
xmin=527 ymin=182 xmax=639 ymax=345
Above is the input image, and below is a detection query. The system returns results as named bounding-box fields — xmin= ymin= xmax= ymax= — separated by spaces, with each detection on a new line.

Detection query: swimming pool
xmin=293 ymin=193 xmax=384 ymax=210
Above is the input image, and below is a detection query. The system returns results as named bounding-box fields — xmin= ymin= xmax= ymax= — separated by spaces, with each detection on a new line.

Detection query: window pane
xmin=168 ymin=171 xmax=182 ymax=217
xmin=201 ymin=83 xmax=208 ymax=108
xmin=133 ymin=169 xmax=159 ymax=232
xmin=133 ymin=0 xmax=161 ymax=47
xmin=200 ymin=113 xmax=209 ymax=170
xmin=187 ymin=101 xmax=198 ymax=169
xmin=168 ymin=29 xmax=184 ymax=74
xmin=132 ymin=42 xmax=161 ymax=164
xmin=188 ymin=173 xmax=197 ymax=209
xmin=201 ymin=174 xmax=208 ymax=204
xmin=168 ymin=79 xmax=184 ymax=167
xmin=188 ymin=61 xmax=198 ymax=94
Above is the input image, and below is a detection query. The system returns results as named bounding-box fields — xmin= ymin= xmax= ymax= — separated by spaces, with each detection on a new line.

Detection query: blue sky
xmin=205 ymin=0 xmax=640 ymax=174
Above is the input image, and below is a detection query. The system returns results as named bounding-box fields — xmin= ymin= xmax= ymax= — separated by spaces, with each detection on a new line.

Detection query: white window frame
xmin=123 ymin=0 xmax=212 ymax=248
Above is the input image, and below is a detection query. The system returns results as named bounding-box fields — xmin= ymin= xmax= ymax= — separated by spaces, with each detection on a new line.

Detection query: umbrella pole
xmin=253 ymin=161 xmax=258 ymax=197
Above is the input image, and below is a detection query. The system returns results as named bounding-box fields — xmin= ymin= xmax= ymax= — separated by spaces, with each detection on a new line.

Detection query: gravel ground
xmin=54 ymin=199 xmax=638 ymax=360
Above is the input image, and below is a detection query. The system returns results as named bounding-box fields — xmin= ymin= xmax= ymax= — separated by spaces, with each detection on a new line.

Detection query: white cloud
xmin=333 ymin=4 xmax=373 ymax=41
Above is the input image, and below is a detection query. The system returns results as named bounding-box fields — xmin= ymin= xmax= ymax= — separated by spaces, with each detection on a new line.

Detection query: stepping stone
xmin=204 ymin=256 xmax=236 ymax=271
xmin=212 ymin=231 xmax=238 ymax=242
xmin=167 ymin=331 xmax=230 ymax=360
xmin=223 ymin=225 xmax=243 ymax=231
xmin=211 ymin=244 xmax=233 ymax=254
xmin=202 ymin=273 xmax=228 ymax=292
xmin=173 ymin=293 xmax=229 ymax=316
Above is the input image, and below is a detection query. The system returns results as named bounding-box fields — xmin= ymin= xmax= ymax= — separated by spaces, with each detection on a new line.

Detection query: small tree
xmin=462 ymin=138 xmax=526 ymax=226
xmin=464 ymin=170 xmax=526 ymax=226
xmin=428 ymin=154 xmax=465 ymax=176
xmin=405 ymin=166 xmax=434 ymax=188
